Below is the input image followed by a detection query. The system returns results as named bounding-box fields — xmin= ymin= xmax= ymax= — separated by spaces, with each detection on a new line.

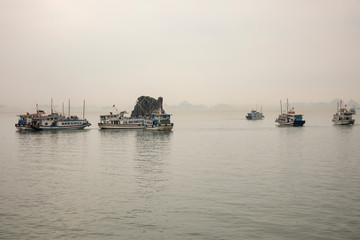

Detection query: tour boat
xmin=275 ymin=99 xmax=305 ymax=126
xmin=144 ymin=109 xmax=173 ymax=131
xmin=332 ymin=100 xmax=355 ymax=125
xmin=30 ymin=99 xmax=91 ymax=130
xmin=15 ymin=105 xmax=46 ymax=130
xmin=98 ymin=110 xmax=144 ymax=129
xmin=246 ymin=107 xmax=264 ymax=120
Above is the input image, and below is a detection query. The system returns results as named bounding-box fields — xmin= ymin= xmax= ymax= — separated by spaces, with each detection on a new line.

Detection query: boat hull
xmin=246 ymin=116 xmax=264 ymax=120
xmin=145 ymin=123 xmax=173 ymax=131
xmin=98 ymin=123 xmax=144 ymax=129
xmin=31 ymin=124 xmax=91 ymax=130
xmin=332 ymin=119 xmax=355 ymax=125
xmin=275 ymin=120 xmax=305 ymax=127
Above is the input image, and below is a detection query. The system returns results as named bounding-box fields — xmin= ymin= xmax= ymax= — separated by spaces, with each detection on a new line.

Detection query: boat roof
xmin=152 ymin=113 xmax=172 ymax=116
xmin=281 ymin=113 xmax=303 ymax=116
xmin=17 ymin=110 xmax=46 ymax=117
xmin=100 ymin=113 xmax=121 ymax=117
xmin=99 ymin=111 xmax=127 ymax=117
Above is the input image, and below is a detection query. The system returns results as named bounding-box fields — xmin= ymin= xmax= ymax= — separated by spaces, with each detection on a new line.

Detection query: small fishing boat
xmin=246 ymin=106 xmax=264 ymax=120
xmin=98 ymin=107 xmax=144 ymax=129
xmin=15 ymin=105 xmax=46 ymax=130
xmin=144 ymin=108 xmax=173 ymax=131
xmin=275 ymin=99 xmax=305 ymax=126
xmin=332 ymin=100 xmax=355 ymax=125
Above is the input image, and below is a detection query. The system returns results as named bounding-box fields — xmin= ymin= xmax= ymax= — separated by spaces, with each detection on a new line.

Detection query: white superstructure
xmin=98 ymin=110 xmax=144 ymax=129
xmin=31 ymin=113 xmax=91 ymax=130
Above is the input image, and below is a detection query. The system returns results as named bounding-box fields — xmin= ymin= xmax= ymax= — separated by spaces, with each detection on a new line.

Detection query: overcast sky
xmin=1 ymin=0 xmax=359 ymax=110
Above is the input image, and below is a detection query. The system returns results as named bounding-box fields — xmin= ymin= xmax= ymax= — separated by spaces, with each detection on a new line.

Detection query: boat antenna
xmin=68 ymin=99 xmax=71 ymax=118
xmin=51 ymin=98 xmax=53 ymax=115
xmin=62 ymin=102 xmax=65 ymax=116
xmin=83 ymin=100 xmax=85 ymax=120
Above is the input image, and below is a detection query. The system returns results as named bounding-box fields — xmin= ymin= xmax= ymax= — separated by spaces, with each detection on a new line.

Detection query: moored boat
xmin=15 ymin=105 xmax=46 ymax=130
xmin=30 ymin=99 xmax=91 ymax=130
xmin=144 ymin=109 xmax=173 ymax=131
xmin=98 ymin=107 xmax=144 ymax=129
xmin=332 ymin=100 xmax=355 ymax=125
xmin=275 ymin=99 xmax=305 ymax=126
xmin=246 ymin=106 xmax=264 ymax=120
xmin=31 ymin=114 xmax=91 ymax=130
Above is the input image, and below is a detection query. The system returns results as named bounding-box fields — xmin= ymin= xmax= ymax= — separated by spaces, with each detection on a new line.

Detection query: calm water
xmin=1 ymin=110 xmax=360 ymax=239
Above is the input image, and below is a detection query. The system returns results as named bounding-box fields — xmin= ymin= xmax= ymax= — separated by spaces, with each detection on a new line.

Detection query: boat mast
xmin=287 ymin=98 xmax=289 ymax=113
xmin=68 ymin=99 xmax=71 ymax=118
xmin=280 ymin=100 xmax=282 ymax=114
xmin=340 ymin=100 xmax=342 ymax=110
xmin=83 ymin=100 xmax=85 ymax=120
xmin=62 ymin=103 xmax=65 ymax=116
xmin=51 ymin=98 xmax=53 ymax=115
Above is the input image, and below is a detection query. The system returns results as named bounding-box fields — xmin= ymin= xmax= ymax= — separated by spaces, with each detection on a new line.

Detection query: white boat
xmin=275 ymin=99 xmax=305 ymax=126
xmin=332 ymin=100 xmax=355 ymax=125
xmin=15 ymin=106 xmax=46 ymax=130
xmin=246 ymin=106 xmax=264 ymax=120
xmin=144 ymin=109 xmax=174 ymax=131
xmin=31 ymin=113 xmax=91 ymax=130
xmin=30 ymin=99 xmax=91 ymax=130
xmin=98 ymin=110 xmax=144 ymax=129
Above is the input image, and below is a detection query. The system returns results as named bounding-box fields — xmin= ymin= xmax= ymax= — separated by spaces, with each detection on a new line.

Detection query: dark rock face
xmin=131 ymin=96 xmax=164 ymax=117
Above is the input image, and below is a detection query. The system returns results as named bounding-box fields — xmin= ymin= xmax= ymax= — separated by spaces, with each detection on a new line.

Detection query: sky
xmin=1 ymin=0 xmax=360 ymax=110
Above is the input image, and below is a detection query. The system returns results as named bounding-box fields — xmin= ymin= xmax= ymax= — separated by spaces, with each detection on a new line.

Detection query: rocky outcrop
xmin=131 ymin=96 xmax=164 ymax=117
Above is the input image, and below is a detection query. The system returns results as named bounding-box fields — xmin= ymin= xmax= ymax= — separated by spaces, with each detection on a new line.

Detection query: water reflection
xmin=98 ymin=128 xmax=139 ymax=138
xmin=98 ymin=129 xmax=139 ymax=158
xmin=16 ymin=129 xmax=90 ymax=148
xmin=15 ymin=129 xmax=91 ymax=165
xmin=133 ymin=131 xmax=173 ymax=193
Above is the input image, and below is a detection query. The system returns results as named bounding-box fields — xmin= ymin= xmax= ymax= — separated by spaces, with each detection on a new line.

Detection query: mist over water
xmin=1 ymin=110 xmax=360 ymax=239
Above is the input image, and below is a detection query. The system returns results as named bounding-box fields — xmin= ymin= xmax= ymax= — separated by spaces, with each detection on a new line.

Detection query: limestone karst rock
xmin=131 ymin=96 xmax=164 ymax=117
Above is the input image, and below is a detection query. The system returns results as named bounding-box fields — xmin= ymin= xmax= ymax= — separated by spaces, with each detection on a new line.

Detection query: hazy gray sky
xmin=1 ymin=0 xmax=359 ymax=109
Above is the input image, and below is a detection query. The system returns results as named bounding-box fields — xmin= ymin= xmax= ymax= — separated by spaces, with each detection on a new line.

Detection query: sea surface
xmin=1 ymin=110 xmax=360 ymax=240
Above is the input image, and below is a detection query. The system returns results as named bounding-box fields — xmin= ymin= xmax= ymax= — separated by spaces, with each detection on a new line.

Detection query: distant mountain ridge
xmin=2 ymin=99 xmax=359 ymax=113
xmin=165 ymin=101 xmax=234 ymax=111
xmin=292 ymin=99 xmax=359 ymax=110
